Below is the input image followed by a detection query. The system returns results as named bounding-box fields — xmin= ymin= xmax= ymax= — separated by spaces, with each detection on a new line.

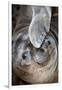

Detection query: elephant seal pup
xmin=12 ymin=5 xmax=58 ymax=85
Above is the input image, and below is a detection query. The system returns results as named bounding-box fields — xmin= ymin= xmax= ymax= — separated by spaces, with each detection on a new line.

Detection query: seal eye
xmin=48 ymin=41 xmax=51 ymax=45
xmin=22 ymin=52 xmax=27 ymax=59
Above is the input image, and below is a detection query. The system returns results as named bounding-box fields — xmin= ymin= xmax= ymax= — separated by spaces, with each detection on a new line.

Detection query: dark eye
xmin=22 ymin=52 xmax=27 ymax=59
xmin=22 ymin=51 xmax=32 ymax=60
xmin=48 ymin=41 xmax=51 ymax=45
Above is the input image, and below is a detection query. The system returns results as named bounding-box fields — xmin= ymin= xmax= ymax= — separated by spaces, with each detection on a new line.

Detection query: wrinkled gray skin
xmin=28 ymin=6 xmax=51 ymax=48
